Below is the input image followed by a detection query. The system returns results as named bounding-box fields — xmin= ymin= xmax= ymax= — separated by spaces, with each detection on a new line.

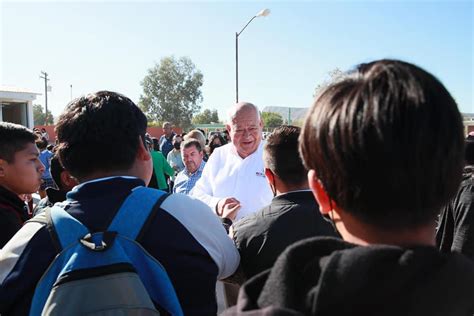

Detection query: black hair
xmin=209 ymin=133 xmax=226 ymax=154
xmin=50 ymin=153 xmax=65 ymax=190
xmin=264 ymin=126 xmax=306 ymax=185
xmin=0 ymin=122 xmax=37 ymax=162
xmin=299 ymin=59 xmax=464 ymax=230
xmin=152 ymin=138 xmax=160 ymax=151
xmin=55 ymin=91 xmax=147 ymax=179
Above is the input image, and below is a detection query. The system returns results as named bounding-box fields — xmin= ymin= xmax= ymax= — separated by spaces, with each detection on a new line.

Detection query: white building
xmin=0 ymin=86 xmax=41 ymax=129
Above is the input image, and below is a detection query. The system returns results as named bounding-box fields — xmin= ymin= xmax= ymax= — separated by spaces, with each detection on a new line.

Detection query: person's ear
xmin=61 ymin=170 xmax=78 ymax=189
xmin=308 ymin=169 xmax=332 ymax=215
xmin=137 ymin=136 xmax=151 ymax=162
xmin=264 ymin=168 xmax=274 ymax=185
xmin=0 ymin=159 xmax=8 ymax=177
xmin=226 ymin=124 xmax=231 ymax=134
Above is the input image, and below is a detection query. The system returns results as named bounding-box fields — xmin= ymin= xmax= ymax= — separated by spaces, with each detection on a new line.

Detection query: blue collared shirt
xmin=173 ymin=161 xmax=206 ymax=195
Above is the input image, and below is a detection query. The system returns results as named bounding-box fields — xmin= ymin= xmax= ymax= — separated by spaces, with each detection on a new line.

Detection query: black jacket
xmin=233 ymin=191 xmax=338 ymax=279
xmin=437 ymin=167 xmax=474 ymax=259
xmin=0 ymin=185 xmax=29 ymax=248
xmin=224 ymin=237 xmax=474 ymax=316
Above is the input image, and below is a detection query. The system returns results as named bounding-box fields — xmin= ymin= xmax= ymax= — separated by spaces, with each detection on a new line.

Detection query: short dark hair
xmin=55 ymin=91 xmax=147 ymax=179
xmin=299 ymin=59 xmax=464 ymax=230
xmin=0 ymin=122 xmax=37 ymax=162
xmin=50 ymin=153 xmax=65 ymax=190
xmin=181 ymin=139 xmax=202 ymax=152
xmin=264 ymin=125 xmax=306 ymax=185
xmin=209 ymin=133 xmax=225 ymax=145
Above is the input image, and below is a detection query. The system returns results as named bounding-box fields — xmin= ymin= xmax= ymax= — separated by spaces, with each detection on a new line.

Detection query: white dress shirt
xmin=191 ymin=141 xmax=273 ymax=220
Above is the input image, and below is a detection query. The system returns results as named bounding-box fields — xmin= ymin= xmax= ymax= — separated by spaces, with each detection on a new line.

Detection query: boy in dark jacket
xmin=225 ymin=60 xmax=474 ymax=315
xmin=0 ymin=122 xmax=44 ymax=248
xmin=0 ymin=91 xmax=239 ymax=316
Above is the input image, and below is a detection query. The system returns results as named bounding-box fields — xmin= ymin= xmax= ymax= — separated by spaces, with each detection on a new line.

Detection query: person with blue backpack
xmin=0 ymin=91 xmax=240 ymax=316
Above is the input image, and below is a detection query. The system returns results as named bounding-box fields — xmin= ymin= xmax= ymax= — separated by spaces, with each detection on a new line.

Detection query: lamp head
xmin=256 ymin=8 xmax=271 ymax=17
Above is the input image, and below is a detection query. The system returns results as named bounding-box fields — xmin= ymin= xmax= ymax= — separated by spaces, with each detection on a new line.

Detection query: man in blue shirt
xmin=158 ymin=122 xmax=175 ymax=158
xmin=174 ymin=139 xmax=206 ymax=195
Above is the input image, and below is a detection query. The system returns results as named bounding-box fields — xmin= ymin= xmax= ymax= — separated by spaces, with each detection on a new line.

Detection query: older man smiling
xmin=192 ymin=102 xmax=273 ymax=221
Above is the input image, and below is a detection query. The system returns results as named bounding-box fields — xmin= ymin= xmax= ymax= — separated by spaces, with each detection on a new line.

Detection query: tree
xmin=313 ymin=68 xmax=344 ymax=98
xmin=139 ymin=56 xmax=203 ymax=129
xmin=261 ymin=112 xmax=284 ymax=128
xmin=211 ymin=110 xmax=219 ymax=124
xmin=192 ymin=109 xmax=220 ymax=125
xmin=33 ymin=104 xmax=53 ymax=125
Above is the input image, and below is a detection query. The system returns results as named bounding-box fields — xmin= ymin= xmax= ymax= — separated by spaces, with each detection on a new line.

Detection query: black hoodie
xmin=0 ymin=185 xmax=29 ymax=248
xmin=223 ymin=237 xmax=474 ymax=316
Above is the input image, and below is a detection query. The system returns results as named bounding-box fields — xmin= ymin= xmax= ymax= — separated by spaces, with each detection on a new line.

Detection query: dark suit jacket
xmin=232 ymin=190 xmax=339 ymax=279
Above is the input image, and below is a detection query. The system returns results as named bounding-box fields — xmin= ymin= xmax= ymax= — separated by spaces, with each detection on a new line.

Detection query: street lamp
xmin=235 ymin=8 xmax=270 ymax=103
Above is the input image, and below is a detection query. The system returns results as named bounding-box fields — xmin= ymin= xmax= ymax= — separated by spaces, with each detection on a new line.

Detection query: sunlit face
xmin=227 ymin=107 xmax=263 ymax=159
xmin=0 ymin=143 xmax=45 ymax=194
xmin=182 ymin=145 xmax=204 ymax=174
xmin=163 ymin=124 xmax=173 ymax=137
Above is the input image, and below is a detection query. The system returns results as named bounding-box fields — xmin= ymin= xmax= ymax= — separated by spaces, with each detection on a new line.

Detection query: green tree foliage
xmin=33 ymin=104 xmax=53 ymax=125
xmin=192 ymin=109 xmax=220 ymax=125
xmin=262 ymin=112 xmax=284 ymax=128
xmin=139 ymin=56 xmax=203 ymax=130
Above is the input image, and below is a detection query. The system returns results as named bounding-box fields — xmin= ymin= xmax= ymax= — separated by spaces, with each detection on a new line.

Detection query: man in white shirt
xmin=191 ymin=102 xmax=273 ymax=221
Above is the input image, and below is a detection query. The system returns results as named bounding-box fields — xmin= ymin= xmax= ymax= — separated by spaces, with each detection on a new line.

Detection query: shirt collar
xmin=184 ymin=160 xmax=206 ymax=176
xmin=70 ymin=176 xmax=141 ymax=193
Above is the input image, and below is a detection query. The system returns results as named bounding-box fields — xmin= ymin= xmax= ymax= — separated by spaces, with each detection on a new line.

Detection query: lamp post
xmin=39 ymin=71 xmax=49 ymax=119
xmin=235 ymin=8 xmax=270 ymax=103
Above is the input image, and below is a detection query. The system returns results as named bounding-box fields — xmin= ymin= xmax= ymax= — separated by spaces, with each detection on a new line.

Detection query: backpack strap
xmin=49 ymin=204 xmax=89 ymax=250
xmin=108 ymin=187 xmax=167 ymax=240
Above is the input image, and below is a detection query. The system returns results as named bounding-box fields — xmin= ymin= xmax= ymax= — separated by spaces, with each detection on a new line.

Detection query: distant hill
xmin=262 ymin=109 xmax=474 ymax=125
xmin=262 ymin=106 xmax=309 ymax=122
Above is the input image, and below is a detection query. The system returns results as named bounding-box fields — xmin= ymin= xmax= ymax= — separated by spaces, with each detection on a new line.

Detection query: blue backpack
xmin=29 ymin=186 xmax=183 ymax=316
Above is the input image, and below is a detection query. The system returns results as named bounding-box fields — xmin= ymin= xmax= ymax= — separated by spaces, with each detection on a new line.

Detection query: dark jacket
xmin=224 ymin=237 xmax=474 ymax=316
xmin=0 ymin=177 xmax=238 ymax=316
xmin=0 ymin=185 xmax=29 ymax=248
xmin=437 ymin=167 xmax=474 ymax=259
xmin=233 ymin=191 xmax=338 ymax=279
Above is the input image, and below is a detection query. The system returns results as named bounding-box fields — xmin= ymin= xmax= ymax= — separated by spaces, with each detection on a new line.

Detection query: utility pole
xmin=39 ymin=71 xmax=50 ymax=123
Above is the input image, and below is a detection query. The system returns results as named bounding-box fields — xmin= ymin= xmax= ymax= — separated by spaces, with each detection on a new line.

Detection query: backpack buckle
xmin=79 ymin=231 xmax=117 ymax=252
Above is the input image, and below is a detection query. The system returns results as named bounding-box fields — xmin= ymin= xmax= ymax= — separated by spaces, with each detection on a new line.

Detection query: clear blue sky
xmin=1 ymin=0 xmax=473 ymax=122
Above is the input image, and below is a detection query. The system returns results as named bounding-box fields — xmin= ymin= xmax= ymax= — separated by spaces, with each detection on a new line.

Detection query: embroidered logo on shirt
xmin=255 ymin=171 xmax=265 ymax=178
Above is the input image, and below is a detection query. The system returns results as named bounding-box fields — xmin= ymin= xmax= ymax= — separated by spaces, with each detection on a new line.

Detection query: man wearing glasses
xmin=192 ymin=102 xmax=272 ymax=222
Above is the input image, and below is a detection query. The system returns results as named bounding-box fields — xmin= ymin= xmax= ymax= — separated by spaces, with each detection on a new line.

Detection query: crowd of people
xmin=0 ymin=59 xmax=473 ymax=315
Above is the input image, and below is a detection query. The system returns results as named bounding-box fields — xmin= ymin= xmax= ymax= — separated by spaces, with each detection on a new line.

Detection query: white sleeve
xmin=190 ymin=152 xmax=221 ymax=210
xmin=161 ymin=194 xmax=240 ymax=279
xmin=0 ymin=220 xmax=45 ymax=284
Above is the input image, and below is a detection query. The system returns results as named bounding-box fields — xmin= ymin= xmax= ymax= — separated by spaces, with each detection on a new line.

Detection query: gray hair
xmin=226 ymin=102 xmax=261 ymax=125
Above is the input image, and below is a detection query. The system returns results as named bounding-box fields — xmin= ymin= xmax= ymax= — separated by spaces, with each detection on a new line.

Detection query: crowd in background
xmin=0 ymin=59 xmax=473 ymax=315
